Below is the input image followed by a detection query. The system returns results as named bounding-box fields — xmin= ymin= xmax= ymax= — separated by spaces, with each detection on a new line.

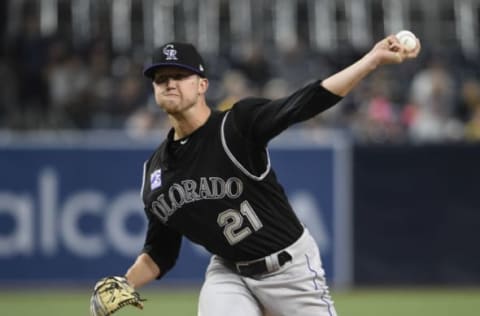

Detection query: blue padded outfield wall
xmin=0 ymin=132 xmax=352 ymax=288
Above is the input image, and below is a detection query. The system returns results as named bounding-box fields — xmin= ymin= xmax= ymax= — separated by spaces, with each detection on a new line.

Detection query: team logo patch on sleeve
xmin=150 ymin=169 xmax=162 ymax=190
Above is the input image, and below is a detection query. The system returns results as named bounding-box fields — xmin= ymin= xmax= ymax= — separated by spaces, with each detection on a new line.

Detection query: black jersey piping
xmin=221 ymin=111 xmax=271 ymax=181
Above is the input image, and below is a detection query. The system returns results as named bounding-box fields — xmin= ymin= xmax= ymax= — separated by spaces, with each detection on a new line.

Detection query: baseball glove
xmin=90 ymin=276 xmax=145 ymax=316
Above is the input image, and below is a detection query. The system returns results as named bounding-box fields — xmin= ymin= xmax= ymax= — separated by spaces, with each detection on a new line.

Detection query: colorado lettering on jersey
xmin=150 ymin=176 xmax=243 ymax=223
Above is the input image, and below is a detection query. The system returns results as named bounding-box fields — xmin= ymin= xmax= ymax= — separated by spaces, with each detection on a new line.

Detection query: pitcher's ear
xmin=199 ymin=77 xmax=209 ymax=94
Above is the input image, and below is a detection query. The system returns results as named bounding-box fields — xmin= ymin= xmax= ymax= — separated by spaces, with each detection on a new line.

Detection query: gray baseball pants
xmin=198 ymin=228 xmax=338 ymax=316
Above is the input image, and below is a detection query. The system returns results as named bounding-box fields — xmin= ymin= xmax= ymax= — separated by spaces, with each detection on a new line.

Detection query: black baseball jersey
xmin=140 ymin=80 xmax=342 ymax=277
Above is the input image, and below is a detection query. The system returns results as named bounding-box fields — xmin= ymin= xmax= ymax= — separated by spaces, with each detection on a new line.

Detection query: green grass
xmin=0 ymin=287 xmax=479 ymax=316
xmin=335 ymin=288 xmax=480 ymax=316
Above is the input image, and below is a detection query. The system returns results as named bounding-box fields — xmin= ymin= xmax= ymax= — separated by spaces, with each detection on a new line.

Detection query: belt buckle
xmin=234 ymin=251 xmax=292 ymax=276
xmin=235 ymin=258 xmax=263 ymax=276
xmin=235 ymin=262 xmax=249 ymax=273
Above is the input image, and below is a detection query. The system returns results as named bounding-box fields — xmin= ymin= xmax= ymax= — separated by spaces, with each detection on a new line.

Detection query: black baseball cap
xmin=143 ymin=42 xmax=207 ymax=79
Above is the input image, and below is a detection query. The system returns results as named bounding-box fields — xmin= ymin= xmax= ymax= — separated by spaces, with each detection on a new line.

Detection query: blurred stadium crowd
xmin=0 ymin=0 xmax=480 ymax=144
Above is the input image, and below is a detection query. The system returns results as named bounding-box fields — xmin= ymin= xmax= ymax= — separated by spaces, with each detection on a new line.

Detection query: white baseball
xmin=395 ymin=30 xmax=418 ymax=51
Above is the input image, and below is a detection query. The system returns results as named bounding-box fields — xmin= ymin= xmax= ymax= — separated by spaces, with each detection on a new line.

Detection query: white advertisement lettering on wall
xmin=0 ymin=144 xmax=350 ymax=286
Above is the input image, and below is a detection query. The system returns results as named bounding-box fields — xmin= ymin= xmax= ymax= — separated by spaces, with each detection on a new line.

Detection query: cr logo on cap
xmin=163 ymin=44 xmax=178 ymax=61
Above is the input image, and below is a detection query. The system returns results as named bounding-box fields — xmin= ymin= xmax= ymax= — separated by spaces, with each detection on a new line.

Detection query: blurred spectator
xmin=458 ymin=78 xmax=480 ymax=120
xmin=0 ymin=59 xmax=18 ymax=128
xmin=125 ymin=99 xmax=168 ymax=139
xmin=108 ymin=72 xmax=148 ymax=127
xmin=409 ymin=58 xmax=455 ymax=114
xmin=272 ymin=40 xmax=324 ymax=90
xmin=216 ymin=70 xmax=252 ymax=111
xmin=407 ymin=58 xmax=463 ymax=142
xmin=8 ymin=12 xmax=49 ymax=128
xmin=86 ymin=40 xmax=115 ymax=128
xmin=261 ymin=77 xmax=289 ymax=100
xmin=461 ymin=79 xmax=480 ymax=141
xmin=464 ymin=109 xmax=480 ymax=141
xmin=231 ymin=42 xmax=272 ymax=90
xmin=45 ymin=40 xmax=91 ymax=128
xmin=350 ymin=71 xmax=406 ymax=143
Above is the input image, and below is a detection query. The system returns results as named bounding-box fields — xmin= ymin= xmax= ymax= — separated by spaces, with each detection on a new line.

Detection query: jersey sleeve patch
xmin=150 ymin=169 xmax=163 ymax=190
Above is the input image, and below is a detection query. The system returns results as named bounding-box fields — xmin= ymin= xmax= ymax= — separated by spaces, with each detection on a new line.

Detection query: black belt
xmin=234 ymin=251 xmax=292 ymax=277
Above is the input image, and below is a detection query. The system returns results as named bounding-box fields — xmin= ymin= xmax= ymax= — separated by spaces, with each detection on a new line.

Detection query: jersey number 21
xmin=217 ymin=200 xmax=263 ymax=245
